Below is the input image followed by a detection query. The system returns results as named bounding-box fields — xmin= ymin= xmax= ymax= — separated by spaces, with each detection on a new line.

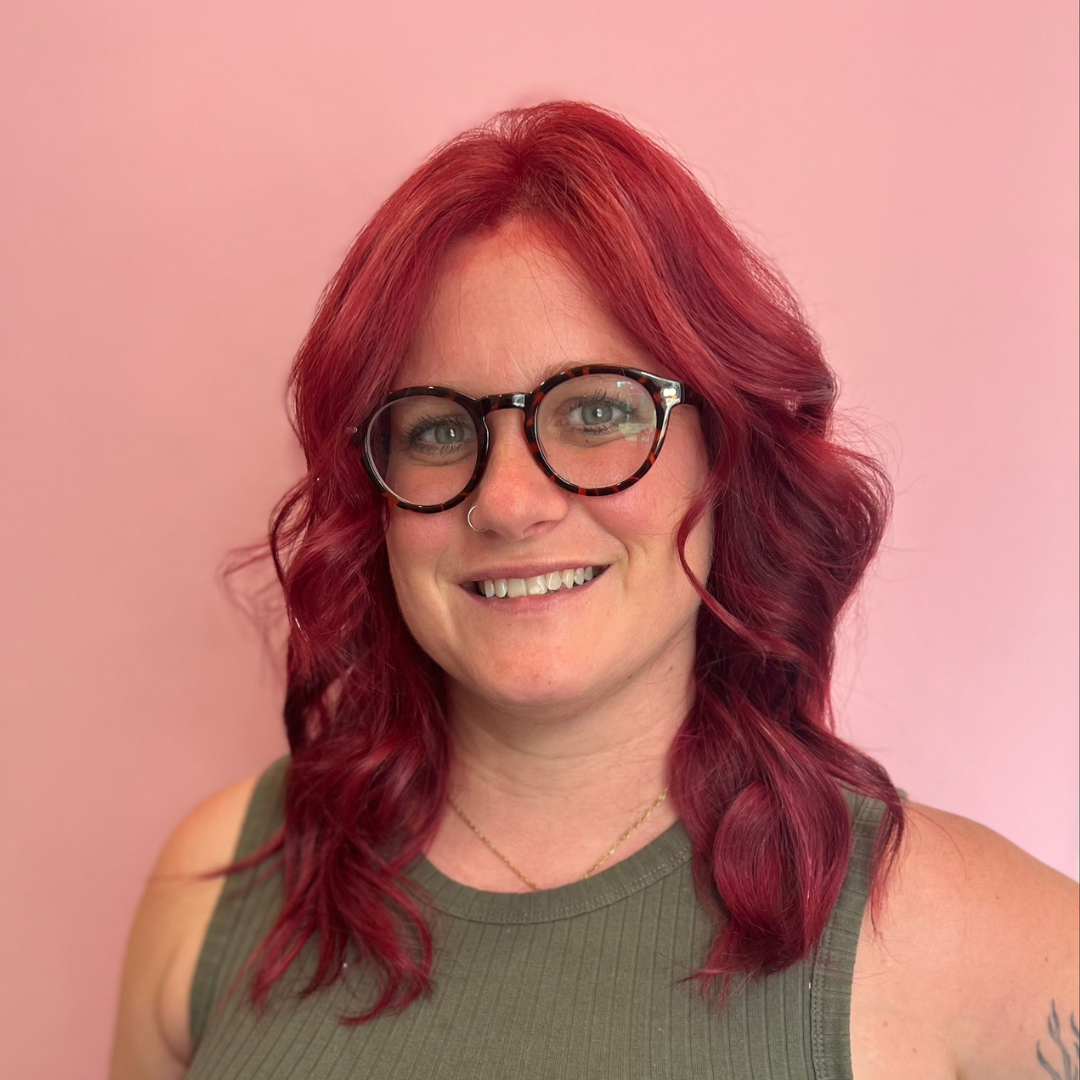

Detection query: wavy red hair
xmin=239 ymin=101 xmax=903 ymax=1019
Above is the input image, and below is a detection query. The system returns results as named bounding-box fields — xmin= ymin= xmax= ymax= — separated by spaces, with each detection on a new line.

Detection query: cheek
xmin=633 ymin=411 xmax=710 ymax=528
xmin=661 ymin=412 xmax=713 ymax=581
xmin=682 ymin=502 xmax=714 ymax=587
xmin=384 ymin=513 xmax=455 ymax=621
xmin=590 ymin=420 xmax=712 ymax=586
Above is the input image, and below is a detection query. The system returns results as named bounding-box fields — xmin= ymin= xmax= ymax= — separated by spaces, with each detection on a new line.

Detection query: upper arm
xmin=853 ymin=802 xmax=1079 ymax=1080
xmin=928 ymin=809 xmax=1079 ymax=1080
xmin=109 ymin=775 xmax=257 ymax=1080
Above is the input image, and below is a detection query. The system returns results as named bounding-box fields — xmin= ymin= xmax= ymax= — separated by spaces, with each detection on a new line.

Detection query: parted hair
xmin=240 ymin=100 xmax=904 ymax=1020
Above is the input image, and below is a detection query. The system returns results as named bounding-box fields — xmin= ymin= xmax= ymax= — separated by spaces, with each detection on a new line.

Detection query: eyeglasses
xmin=353 ymin=365 xmax=699 ymax=514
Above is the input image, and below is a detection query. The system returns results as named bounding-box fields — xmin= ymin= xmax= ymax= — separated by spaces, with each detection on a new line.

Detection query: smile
xmin=472 ymin=565 xmax=607 ymax=599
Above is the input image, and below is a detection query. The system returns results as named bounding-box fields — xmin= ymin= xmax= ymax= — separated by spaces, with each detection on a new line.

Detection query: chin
xmin=454 ymin=653 xmax=610 ymax=711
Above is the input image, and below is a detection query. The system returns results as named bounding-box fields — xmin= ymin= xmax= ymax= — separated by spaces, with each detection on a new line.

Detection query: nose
xmin=468 ymin=410 xmax=569 ymax=540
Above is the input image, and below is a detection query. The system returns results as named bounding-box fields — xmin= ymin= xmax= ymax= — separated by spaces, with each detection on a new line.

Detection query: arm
xmin=109 ymin=776 xmax=257 ymax=1080
xmin=852 ymin=803 xmax=1079 ymax=1080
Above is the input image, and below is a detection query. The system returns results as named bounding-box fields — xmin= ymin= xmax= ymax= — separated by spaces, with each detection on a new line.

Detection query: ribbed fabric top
xmin=188 ymin=758 xmax=882 ymax=1080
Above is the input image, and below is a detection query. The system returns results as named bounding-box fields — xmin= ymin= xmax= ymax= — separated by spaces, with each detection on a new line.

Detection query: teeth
xmin=475 ymin=566 xmax=603 ymax=599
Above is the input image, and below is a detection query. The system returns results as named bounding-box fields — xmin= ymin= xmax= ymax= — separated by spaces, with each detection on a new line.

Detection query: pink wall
xmin=1 ymin=2 xmax=1075 ymax=1075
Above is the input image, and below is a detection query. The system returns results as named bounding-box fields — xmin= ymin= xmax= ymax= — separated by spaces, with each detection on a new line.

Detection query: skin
xmin=110 ymin=223 xmax=1079 ymax=1079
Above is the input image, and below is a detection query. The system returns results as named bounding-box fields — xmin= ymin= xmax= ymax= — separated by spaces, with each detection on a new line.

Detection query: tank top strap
xmin=189 ymin=756 xmax=290 ymax=1050
xmin=811 ymin=788 xmax=886 ymax=1079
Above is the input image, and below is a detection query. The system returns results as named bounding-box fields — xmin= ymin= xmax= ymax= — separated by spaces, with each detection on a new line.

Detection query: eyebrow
xmin=399 ymin=359 xmax=617 ymax=394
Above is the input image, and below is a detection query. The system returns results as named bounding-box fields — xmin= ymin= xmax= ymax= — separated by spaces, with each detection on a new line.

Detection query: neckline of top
xmin=406 ymin=819 xmax=694 ymax=925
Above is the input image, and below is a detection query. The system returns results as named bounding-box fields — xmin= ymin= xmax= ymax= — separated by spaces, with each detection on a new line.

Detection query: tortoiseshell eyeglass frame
xmin=349 ymin=365 xmax=702 ymax=514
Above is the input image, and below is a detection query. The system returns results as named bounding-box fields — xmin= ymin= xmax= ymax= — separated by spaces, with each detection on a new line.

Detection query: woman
xmin=111 ymin=102 xmax=1078 ymax=1079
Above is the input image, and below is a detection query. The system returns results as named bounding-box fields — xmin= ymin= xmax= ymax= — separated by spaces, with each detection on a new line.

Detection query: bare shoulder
xmin=851 ymin=801 xmax=1079 ymax=1080
xmin=156 ymin=776 xmax=259 ymax=876
xmin=109 ymin=775 xmax=259 ymax=1080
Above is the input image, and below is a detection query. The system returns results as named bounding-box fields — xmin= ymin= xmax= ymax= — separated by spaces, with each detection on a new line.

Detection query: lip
xmin=457 ymin=562 xmax=609 ymax=585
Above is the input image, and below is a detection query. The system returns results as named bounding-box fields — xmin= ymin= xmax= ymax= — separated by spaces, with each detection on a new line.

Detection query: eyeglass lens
xmin=366 ymin=374 xmax=658 ymax=506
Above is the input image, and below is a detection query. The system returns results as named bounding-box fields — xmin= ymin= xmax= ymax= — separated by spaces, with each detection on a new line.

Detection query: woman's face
xmin=384 ymin=222 xmax=712 ymax=714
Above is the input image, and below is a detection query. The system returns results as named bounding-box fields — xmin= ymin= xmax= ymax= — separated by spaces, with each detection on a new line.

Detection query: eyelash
xmin=403 ymin=413 xmax=473 ymax=447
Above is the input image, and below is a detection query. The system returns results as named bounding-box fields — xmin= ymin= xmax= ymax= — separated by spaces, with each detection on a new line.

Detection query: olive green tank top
xmin=188 ymin=758 xmax=882 ymax=1080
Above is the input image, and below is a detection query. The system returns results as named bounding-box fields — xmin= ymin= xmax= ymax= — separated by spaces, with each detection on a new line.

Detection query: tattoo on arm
xmin=1037 ymin=1001 xmax=1079 ymax=1080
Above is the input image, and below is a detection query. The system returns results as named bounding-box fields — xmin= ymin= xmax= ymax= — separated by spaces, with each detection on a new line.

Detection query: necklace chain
xmin=448 ymin=789 xmax=669 ymax=893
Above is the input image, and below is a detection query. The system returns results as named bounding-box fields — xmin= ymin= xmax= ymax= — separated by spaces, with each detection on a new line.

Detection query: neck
xmin=427 ymin=631 xmax=696 ymax=891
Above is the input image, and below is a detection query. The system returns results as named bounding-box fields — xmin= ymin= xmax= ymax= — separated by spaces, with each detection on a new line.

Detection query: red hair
xmin=242 ymin=101 xmax=903 ymax=1018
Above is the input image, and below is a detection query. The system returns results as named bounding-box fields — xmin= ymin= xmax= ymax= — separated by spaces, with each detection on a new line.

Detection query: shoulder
xmin=851 ymin=801 xmax=1079 ymax=1079
xmin=109 ymin=774 xmax=259 ymax=1080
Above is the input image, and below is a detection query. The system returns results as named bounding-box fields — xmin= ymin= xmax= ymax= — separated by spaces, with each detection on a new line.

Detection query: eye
xmin=417 ymin=420 xmax=470 ymax=445
xmin=578 ymin=402 xmax=617 ymax=425
xmin=402 ymin=411 xmax=477 ymax=454
xmin=567 ymin=395 xmax=633 ymax=429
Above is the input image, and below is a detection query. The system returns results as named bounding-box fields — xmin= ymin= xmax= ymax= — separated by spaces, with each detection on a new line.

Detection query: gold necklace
xmin=448 ymin=789 xmax=669 ymax=892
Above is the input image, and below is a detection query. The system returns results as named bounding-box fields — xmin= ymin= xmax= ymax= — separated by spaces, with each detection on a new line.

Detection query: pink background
xmin=1 ymin=2 xmax=1076 ymax=1076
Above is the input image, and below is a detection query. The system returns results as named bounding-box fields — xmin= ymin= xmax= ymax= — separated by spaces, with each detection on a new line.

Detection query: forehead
xmin=395 ymin=223 xmax=656 ymax=394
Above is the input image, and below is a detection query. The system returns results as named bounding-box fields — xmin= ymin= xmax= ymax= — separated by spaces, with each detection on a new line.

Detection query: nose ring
xmin=466 ymin=506 xmax=488 ymax=533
